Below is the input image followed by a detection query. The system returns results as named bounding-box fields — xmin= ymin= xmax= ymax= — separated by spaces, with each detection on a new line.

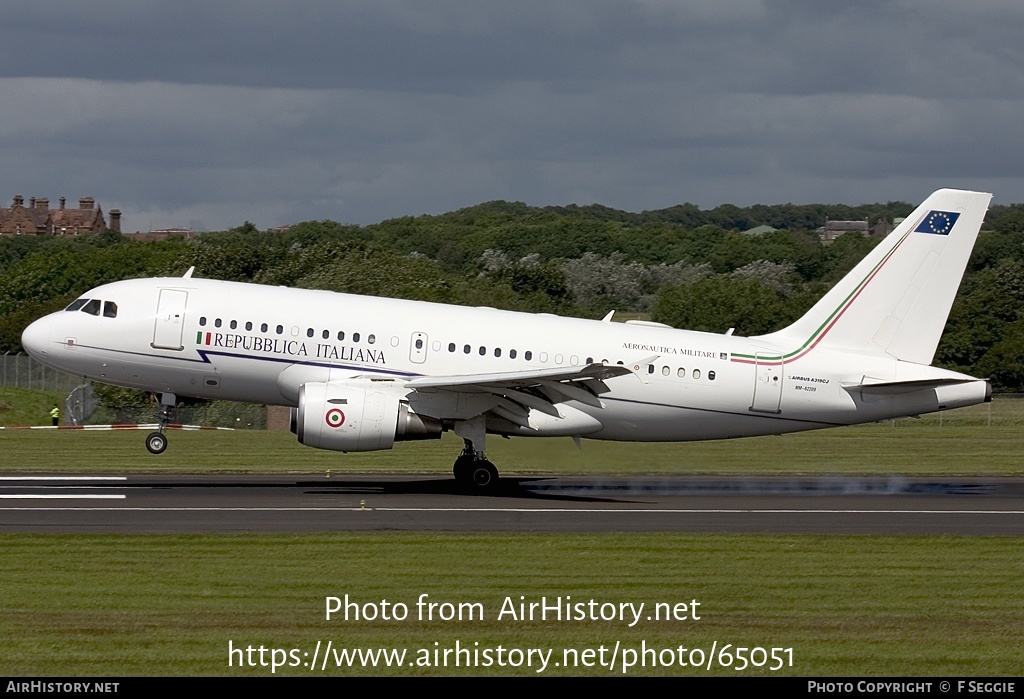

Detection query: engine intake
xmin=296 ymin=381 xmax=441 ymax=452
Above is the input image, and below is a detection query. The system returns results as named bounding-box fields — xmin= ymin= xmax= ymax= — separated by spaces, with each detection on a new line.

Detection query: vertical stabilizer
xmin=755 ymin=188 xmax=991 ymax=365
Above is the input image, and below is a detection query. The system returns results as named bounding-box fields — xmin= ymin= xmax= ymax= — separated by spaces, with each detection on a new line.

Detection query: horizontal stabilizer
xmin=842 ymin=377 xmax=982 ymax=395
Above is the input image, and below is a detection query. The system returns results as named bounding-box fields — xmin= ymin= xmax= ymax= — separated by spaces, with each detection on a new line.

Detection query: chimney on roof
xmin=79 ymin=197 xmax=94 ymax=210
xmin=36 ymin=198 xmax=48 ymax=212
xmin=59 ymin=197 xmax=66 ymax=210
xmin=13 ymin=195 xmax=24 ymax=207
xmin=29 ymin=197 xmax=35 ymax=208
xmin=109 ymin=209 xmax=121 ymax=233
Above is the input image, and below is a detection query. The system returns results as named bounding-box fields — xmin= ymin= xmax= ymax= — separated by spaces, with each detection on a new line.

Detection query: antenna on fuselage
xmin=183 ymin=266 xmax=195 ymax=279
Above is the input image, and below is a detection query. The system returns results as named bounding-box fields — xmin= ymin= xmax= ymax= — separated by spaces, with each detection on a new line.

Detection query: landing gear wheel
xmin=146 ymin=393 xmax=176 ymax=455
xmin=453 ymin=455 xmax=499 ymax=492
xmin=453 ymin=454 xmax=474 ymax=483
xmin=145 ymin=431 xmax=168 ymax=455
xmin=470 ymin=460 xmax=498 ymax=491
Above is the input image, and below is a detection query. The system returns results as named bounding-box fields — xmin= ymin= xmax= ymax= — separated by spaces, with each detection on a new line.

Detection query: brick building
xmin=0 ymin=196 xmax=120 ymax=236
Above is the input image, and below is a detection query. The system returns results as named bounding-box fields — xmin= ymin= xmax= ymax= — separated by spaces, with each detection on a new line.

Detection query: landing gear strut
xmin=452 ymin=439 xmax=499 ymax=492
xmin=145 ymin=392 xmax=176 ymax=455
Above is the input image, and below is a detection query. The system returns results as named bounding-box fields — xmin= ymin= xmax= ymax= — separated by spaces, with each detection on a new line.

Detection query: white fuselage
xmin=21 ymin=276 xmax=989 ymax=442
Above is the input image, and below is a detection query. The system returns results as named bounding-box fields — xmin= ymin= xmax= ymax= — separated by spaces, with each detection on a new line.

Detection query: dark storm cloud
xmin=5 ymin=1 xmax=1017 ymax=96
xmin=1 ymin=1 xmax=646 ymax=90
xmin=1 ymin=1 xmax=1023 ymax=230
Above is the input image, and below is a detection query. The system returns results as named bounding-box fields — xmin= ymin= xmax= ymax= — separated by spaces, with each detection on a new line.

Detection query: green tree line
xmin=2 ymin=199 xmax=1023 ymax=390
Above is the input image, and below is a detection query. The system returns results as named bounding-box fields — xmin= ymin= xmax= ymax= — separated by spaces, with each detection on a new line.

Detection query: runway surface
xmin=1 ymin=473 xmax=1022 ymax=534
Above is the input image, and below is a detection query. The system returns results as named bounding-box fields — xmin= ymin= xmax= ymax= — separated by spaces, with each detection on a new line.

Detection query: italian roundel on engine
xmin=296 ymin=381 xmax=441 ymax=452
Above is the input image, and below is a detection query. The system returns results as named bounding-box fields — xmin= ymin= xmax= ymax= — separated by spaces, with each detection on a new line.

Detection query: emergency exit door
xmin=409 ymin=332 xmax=428 ymax=364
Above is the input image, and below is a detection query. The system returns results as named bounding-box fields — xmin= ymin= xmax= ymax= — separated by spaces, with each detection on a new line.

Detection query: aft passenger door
xmin=750 ymin=354 xmax=783 ymax=413
xmin=152 ymin=289 xmax=188 ymax=351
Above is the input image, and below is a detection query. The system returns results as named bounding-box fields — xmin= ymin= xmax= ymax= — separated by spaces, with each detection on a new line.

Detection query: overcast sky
xmin=1 ymin=1 xmax=1022 ymax=232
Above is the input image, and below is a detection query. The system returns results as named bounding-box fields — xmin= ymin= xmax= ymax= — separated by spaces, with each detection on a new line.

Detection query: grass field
xmin=0 ymin=386 xmax=66 ymax=428
xmin=1 ymin=397 xmax=1022 ymax=677
xmin=1 ymin=534 xmax=1021 ymax=677
xmin=1 ymin=398 xmax=1022 ymax=475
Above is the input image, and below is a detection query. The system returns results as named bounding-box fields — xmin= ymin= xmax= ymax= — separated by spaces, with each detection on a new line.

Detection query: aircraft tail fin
xmin=754 ymin=188 xmax=992 ymax=365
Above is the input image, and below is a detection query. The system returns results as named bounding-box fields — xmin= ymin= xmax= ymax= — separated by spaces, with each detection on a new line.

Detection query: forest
xmin=3 ymin=197 xmax=1024 ymax=392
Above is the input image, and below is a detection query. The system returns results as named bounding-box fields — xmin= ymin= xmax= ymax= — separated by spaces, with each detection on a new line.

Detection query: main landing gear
xmin=452 ymin=439 xmax=499 ymax=492
xmin=145 ymin=393 xmax=176 ymax=455
xmin=451 ymin=417 xmax=499 ymax=493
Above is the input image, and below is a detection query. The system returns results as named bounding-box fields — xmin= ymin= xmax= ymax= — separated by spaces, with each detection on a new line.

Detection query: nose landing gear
xmin=145 ymin=430 xmax=168 ymax=454
xmin=145 ymin=393 xmax=176 ymax=455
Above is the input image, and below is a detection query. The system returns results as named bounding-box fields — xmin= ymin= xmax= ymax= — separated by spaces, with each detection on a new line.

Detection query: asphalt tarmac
xmin=1 ymin=474 xmax=1021 ymax=534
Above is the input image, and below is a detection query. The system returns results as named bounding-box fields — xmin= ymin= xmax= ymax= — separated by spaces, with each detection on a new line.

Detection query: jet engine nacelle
xmin=296 ymin=381 xmax=442 ymax=452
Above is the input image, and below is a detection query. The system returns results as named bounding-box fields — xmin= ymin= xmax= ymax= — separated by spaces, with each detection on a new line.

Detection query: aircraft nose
xmin=21 ymin=315 xmax=52 ymax=360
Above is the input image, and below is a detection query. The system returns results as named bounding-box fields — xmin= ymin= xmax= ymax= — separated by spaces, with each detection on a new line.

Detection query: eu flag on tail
xmin=914 ymin=210 xmax=960 ymax=235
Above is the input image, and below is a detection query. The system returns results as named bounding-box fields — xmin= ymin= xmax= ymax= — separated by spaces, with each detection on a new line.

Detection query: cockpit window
xmin=65 ymin=299 xmax=88 ymax=312
xmin=81 ymin=299 xmax=102 ymax=316
xmin=103 ymin=301 xmax=118 ymax=318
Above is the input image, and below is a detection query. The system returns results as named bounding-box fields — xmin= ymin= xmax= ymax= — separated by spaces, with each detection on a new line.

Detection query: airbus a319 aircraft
xmin=21 ymin=189 xmax=992 ymax=490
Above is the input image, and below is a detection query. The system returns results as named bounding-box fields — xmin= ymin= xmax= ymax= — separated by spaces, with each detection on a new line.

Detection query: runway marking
xmin=0 ymin=477 xmax=129 ymax=500
xmin=0 ymin=495 xmax=127 ymax=500
xmin=0 ymin=507 xmax=1020 ymax=514
xmin=0 ymin=476 xmax=128 ymax=481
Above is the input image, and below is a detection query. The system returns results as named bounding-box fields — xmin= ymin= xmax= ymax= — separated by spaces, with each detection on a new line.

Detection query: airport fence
xmin=2 ymin=352 xmax=1022 ymax=428
xmin=0 ymin=352 xmax=267 ymax=429
xmin=1 ymin=353 xmax=82 ymax=393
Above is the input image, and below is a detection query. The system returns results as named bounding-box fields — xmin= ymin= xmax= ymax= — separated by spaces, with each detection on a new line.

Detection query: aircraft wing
xmin=406 ymin=363 xmax=632 ymax=389
xmin=404 ymin=363 xmax=634 ymax=417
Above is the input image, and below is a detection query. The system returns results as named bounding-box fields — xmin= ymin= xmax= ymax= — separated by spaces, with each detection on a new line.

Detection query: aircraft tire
xmin=145 ymin=431 xmax=168 ymax=455
xmin=470 ymin=460 xmax=499 ymax=491
xmin=453 ymin=453 xmax=475 ymax=483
